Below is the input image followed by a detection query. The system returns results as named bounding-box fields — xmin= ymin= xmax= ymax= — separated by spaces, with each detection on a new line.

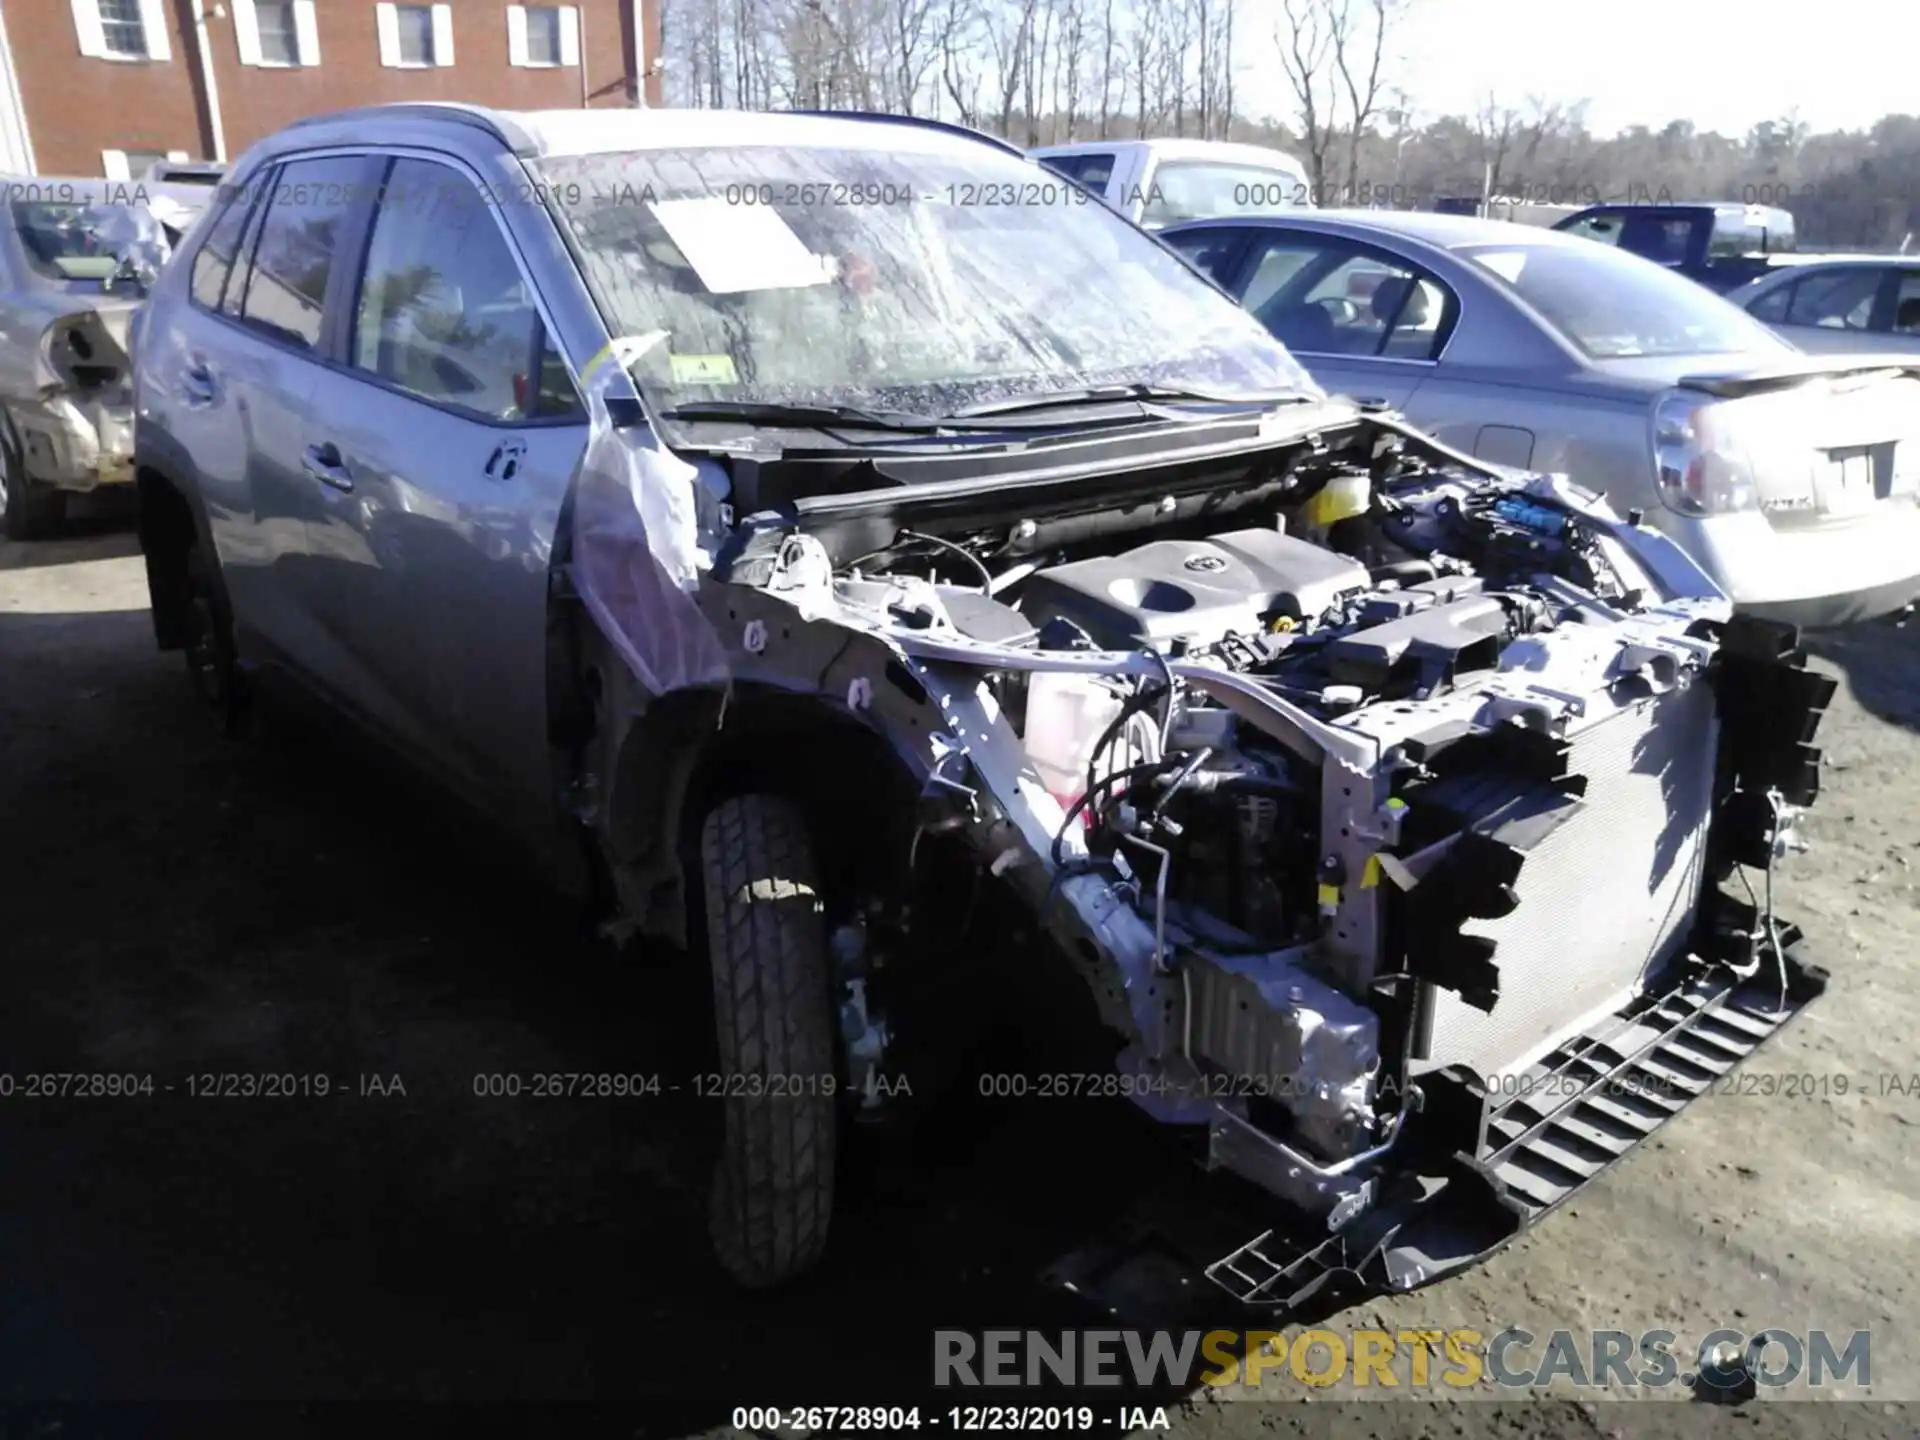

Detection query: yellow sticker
xmin=1316 ymin=883 xmax=1340 ymax=908
xmin=1361 ymin=855 xmax=1382 ymax=889
xmin=669 ymin=353 xmax=738 ymax=385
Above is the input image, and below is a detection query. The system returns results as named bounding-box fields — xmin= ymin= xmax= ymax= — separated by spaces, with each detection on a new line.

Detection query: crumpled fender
xmin=568 ymin=336 xmax=732 ymax=697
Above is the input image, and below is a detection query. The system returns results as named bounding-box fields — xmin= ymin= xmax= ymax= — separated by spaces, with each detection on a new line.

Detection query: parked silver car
xmin=1163 ymin=211 xmax=1920 ymax=627
xmin=0 ymin=174 xmax=214 ymax=536
xmin=136 ymin=106 xmax=1832 ymax=1304
xmin=1724 ymin=255 xmax=1920 ymax=354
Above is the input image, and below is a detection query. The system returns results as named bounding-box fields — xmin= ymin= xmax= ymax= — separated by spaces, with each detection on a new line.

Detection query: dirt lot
xmin=2 ymin=524 xmax=1916 ymax=1433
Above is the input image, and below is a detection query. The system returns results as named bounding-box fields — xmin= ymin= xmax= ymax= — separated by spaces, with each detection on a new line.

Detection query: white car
xmin=1031 ymin=138 xmax=1315 ymax=230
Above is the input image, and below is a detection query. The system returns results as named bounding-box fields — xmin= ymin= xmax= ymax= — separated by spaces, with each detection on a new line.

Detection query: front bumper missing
xmin=1044 ymin=934 xmax=1827 ymax=1321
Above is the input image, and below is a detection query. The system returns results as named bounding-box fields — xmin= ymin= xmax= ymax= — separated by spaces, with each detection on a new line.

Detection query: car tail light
xmin=1651 ymin=392 xmax=1758 ymax=516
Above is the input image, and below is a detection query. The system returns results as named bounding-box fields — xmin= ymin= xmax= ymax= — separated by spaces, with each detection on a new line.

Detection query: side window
xmin=1893 ymin=271 xmax=1920 ymax=334
xmin=1618 ymin=214 xmax=1694 ymax=266
xmin=1785 ymin=269 xmax=1882 ymax=330
xmin=1255 ymin=242 xmax=1452 ymax=360
xmin=1745 ymin=279 xmax=1795 ymax=324
xmin=1037 ymin=153 xmax=1118 ymax=200
xmin=350 ymin=158 xmax=576 ymax=422
xmin=1560 ymin=214 xmax=1624 ymax=246
xmin=189 ymin=193 xmax=252 ymax=310
xmin=237 ymin=156 xmax=363 ymax=351
xmin=1240 ymin=240 xmax=1322 ymax=313
xmin=1161 ymin=227 xmax=1245 ymax=289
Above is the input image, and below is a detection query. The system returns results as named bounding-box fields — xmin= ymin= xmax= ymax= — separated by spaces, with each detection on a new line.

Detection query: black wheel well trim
xmin=134 ymin=460 xmax=216 ymax=652
xmin=602 ymin=683 xmax=928 ymax=946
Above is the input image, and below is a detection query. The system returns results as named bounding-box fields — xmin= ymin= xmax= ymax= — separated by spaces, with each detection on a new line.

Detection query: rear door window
xmin=1744 ymin=278 xmax=1796 ymax=324
xmin=237 ymin=156 xmax=364 ymax=351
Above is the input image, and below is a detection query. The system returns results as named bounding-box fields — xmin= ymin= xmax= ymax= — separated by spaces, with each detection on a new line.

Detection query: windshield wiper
xmin=661 ymin=400 xmax=947 ymax=432
xmin=948 ymin=384 xmax=1313 ymax=419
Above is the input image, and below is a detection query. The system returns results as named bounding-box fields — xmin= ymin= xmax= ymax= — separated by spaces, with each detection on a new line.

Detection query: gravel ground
xmin=2 ymin=525 xmax=1915 ymax=1434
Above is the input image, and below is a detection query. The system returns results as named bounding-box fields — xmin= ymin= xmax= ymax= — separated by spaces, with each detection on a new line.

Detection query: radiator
xmin=1417 ymin=682 xmax=1720 ymax=1082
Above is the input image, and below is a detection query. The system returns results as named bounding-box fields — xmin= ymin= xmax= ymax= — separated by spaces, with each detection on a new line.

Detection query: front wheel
xmin=698 ymin=793 xmax=838 ymax=1288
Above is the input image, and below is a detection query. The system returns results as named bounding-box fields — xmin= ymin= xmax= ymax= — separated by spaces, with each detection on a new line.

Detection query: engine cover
xmin=1019 ymin=528 xmax=1370 ymax=650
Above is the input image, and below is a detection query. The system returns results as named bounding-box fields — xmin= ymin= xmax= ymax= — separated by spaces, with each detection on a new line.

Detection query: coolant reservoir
xmin=1304 ymin=472 xmax=1372 ymax=530
xmin=1024 ymin=671 xmax=1125 ymax=809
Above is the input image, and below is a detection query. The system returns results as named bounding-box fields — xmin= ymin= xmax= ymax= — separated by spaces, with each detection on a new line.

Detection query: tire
xmin=182 ymin=539 xmax=248 ymax=735
xmin=0 ymin=410 xmax=62 ymax=540
xmin=698 ymin=793 xmax=837 ymax=1288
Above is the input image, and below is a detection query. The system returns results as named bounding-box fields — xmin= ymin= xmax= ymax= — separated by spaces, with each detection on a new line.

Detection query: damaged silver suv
xmin=134 ymin=105 xmax=1834 ymax=1304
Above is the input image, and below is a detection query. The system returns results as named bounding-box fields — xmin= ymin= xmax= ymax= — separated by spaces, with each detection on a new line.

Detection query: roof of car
xmin=1167 ymin=208 xmax=1597 ymax=251
xmin=1031 ymin=137 xmax=1307 ymax=168
xmin=280 ymin=103 xmax=1022 ymax=161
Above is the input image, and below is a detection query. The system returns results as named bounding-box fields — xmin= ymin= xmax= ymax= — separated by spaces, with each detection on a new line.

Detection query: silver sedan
xmin=1723 ymin=255 xmax=1920 ymax=355
xmin=1162 ymin=210 xmax=1920 ymax=626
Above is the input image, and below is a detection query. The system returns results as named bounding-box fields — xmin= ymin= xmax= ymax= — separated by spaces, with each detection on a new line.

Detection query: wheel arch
xmin=600 ymin=680 xmax=926 ymax=948
xmin=135 ymin=459 xmax=214 ymax=652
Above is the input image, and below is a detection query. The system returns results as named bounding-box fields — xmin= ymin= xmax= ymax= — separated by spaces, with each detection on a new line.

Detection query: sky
xmin=1239 ymin=0 xmax=1916 ymax=138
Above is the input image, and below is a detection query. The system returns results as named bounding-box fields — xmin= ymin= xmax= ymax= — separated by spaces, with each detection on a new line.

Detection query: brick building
xmin=0 ymin=0 xmax=663 ymax=177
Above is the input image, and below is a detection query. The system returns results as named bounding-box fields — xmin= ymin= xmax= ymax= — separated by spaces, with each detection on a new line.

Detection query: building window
xmin=255 ymin=1 xmax=298 ymax=63
xmin=508 ymin=6 xmax=577 ymax=67
xmin=397 ymin=4 xmax=434 ymax=63
xmin=377 ymin=3 xmax=451 ymax=67
xmin=525 ymin=7 xmax=561 ymax=64
xmin=96 ymin=0 xmax=147 ymax=56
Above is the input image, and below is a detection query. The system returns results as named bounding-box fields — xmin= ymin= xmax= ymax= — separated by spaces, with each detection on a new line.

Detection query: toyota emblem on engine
xmin=1185 ymin=554 xmax=1229 ymax=572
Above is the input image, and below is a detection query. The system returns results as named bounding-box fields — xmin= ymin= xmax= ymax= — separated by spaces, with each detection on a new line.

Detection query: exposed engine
xmin=716 ymin=415 xmax=1830 ymax=1263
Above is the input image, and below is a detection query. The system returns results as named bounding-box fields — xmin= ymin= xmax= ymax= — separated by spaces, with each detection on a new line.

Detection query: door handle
xmin=302 ymin=441 xmax=354 ymax=493
xmin=182 ymin=360 xmax=218 ymax=407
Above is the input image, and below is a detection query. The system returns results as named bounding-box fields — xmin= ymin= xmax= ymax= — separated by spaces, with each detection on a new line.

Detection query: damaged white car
xmin=134 ymin=106 xmax=1834 ymax=1301
xmin=0 ymin=175 xmax=194 ymax=537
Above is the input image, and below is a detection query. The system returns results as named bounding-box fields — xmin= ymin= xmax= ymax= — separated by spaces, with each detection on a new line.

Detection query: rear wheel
xmin=698 ymin=793 xmax=838 ymax=1288
xmin=0 ymin=410 xmax=63 ymax=540
xmin=182 ymin=540 xmax=248 ymax=734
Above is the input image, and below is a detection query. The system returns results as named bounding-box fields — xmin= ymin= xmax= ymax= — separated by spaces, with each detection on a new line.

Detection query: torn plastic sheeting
xmin=569 ymin=335 xmax=731 ymax=697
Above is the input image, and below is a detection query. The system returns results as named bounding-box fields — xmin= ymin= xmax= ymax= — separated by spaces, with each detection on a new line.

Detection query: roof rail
xmin=783 ymin=109 xmax=1024 ymax=159
xmin=283 ymin=103 xmax=538 ymax=153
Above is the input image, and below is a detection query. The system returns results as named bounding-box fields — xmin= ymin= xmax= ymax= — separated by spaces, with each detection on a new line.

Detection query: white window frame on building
xmin=70 ymin=0 xmax=173 ymax=62
xmin=234 ymin=0 xmax=321 ymax=67
xmin=102 ymin=147 xmax=188 ymax=181
xmin=507 ymin=6 xmax=580 ymax=68
xmin=376 ymin=3 xmax=454 ymax=68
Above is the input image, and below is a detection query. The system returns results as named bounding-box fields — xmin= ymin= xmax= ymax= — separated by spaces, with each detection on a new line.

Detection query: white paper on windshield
xmin=648 ymin=196 xmax=832 ymax=295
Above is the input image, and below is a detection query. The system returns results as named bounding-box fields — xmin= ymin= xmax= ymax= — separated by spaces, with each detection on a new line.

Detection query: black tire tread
xmin=0 ymin=413 xmax=62 ymax=541
xmin=699 ymin=793 xmax=836 ymax=1288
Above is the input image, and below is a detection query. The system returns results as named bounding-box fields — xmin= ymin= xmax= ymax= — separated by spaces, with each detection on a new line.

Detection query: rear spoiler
xmin=1678 ymin=355 xmax=1920 ymax=399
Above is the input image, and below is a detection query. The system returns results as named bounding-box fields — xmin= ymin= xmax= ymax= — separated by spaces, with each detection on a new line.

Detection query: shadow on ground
xmin=1804 ymin=619 xmax=1920 ymax=736
xmin=0 ymin=603 xmax=1267 ymax=1421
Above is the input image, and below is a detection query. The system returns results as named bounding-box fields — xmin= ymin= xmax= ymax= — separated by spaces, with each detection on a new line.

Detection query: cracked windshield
xmin=535 ymin=141 xmax=1319 ymax=420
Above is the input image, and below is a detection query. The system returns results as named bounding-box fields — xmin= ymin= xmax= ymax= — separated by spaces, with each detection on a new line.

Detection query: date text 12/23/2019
xmin=730 ymin=1407 xmax=1171 ymax=1433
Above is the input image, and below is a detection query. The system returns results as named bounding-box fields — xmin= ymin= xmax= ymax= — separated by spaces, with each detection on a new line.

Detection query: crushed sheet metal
xmin=569 ymin=335 xmax=730 ymax=695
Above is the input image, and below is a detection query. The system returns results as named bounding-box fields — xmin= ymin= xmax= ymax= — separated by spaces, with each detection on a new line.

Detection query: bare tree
xmin=1330 ymin=0 xmax=1400 ymax=197
xmin=1274 ymin=0 xmax=1339 ymax=198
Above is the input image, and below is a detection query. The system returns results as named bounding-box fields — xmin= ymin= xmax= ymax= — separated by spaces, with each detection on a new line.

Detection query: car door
xmin=155 ymin=154 xmax=377 ymax=668
xmin=1207 ymin=227 xmax=1456 ymax=411
xmin=297 ymin=153 xmax=590 ymax=828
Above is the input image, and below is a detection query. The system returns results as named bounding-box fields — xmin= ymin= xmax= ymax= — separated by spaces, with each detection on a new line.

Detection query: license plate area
xmin=1815 ymin=442 xmax=1895 ymax=515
